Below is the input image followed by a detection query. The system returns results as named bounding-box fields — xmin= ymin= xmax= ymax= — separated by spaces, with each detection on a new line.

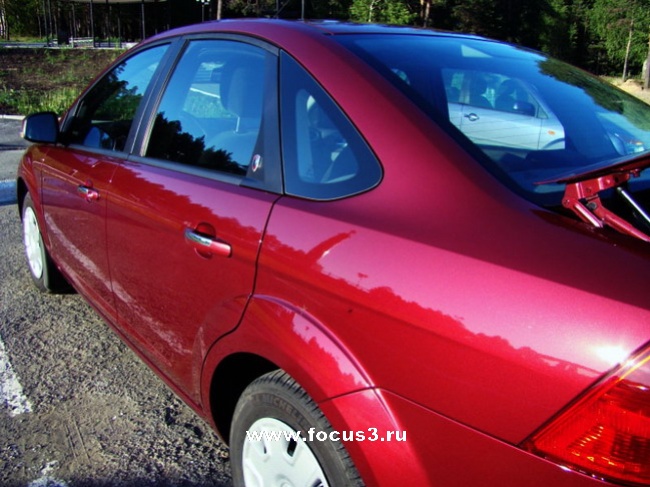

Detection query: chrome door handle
xmin=184 ymin=228 xmax=232 ymax=258
xmin=77 ymin=185 xmax=100 ymax=202
xmin=464 ymin=113 xmax=480 ymax=122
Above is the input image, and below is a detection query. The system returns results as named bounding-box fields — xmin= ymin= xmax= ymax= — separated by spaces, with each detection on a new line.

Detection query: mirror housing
xmin=22 ymin=112 xmax=60 ymax=144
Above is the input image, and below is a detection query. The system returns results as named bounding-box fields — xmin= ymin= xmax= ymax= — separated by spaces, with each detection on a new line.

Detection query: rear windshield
xmin=336 ymin=34 xmax=650 ymax=206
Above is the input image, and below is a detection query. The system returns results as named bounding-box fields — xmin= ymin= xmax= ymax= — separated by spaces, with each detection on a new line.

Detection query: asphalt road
xmin=0 ymin=118 xmax=233 ymax=486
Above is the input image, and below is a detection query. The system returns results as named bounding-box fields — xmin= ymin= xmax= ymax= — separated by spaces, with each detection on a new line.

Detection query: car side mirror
xmin=22 ymin=112 xmax=60 ymax=144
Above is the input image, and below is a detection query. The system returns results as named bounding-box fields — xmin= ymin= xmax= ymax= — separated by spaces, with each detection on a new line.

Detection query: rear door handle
xmin=184 ymin=228 xmax=232 ymax=258
xmin=77 ymin=185 xmax=100 ymax=202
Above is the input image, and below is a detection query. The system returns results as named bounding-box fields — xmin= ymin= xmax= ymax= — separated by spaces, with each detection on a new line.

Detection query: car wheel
xmin=22 ymin=194 xmax=70 ymax=293
xmin=230 ymin=369 xmax=364 ymax=487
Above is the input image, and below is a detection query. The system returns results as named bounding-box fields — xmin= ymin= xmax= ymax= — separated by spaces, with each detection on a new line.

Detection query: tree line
xmin=2 ymin=0 xmax=650 ymax=78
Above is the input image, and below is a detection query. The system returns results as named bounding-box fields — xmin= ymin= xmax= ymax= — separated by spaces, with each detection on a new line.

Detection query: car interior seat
xmin=208 ymin=56 xmax=264 ymax=168
xmin=469 ymin=77 xmax=492 ymax=108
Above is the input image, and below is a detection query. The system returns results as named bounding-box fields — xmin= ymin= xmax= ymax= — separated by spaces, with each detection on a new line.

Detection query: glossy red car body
xmin=17 ymin=19 xmax=650 ymax=486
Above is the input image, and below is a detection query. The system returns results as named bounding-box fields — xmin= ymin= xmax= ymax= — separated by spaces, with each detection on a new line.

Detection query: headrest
xmin=220 ymin=57 xmax=264 ymax=120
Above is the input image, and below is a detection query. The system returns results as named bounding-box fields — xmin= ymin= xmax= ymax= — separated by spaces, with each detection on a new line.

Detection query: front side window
xmin=145 ymin=40 xmax=273 ymax=177
xmin=280 ymin=52 xmax=382 ymax=200
xmin=66 ymin=44 xmax=168 ymax=151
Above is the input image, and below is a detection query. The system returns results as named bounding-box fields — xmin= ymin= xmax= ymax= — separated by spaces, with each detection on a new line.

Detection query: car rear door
xmin=40 ymin=44 xmax=170 ymax=320
xmin=106 ymin=38 xmax=280 ymax=403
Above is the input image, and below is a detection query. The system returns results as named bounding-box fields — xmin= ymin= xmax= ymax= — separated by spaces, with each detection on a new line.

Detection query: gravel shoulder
xmin=0 ymin=203 xmax=232 ymax=486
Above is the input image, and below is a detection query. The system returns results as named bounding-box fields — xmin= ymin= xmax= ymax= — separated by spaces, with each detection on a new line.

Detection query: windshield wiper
xmin=538 ymin=154 xmax=650 ymax=243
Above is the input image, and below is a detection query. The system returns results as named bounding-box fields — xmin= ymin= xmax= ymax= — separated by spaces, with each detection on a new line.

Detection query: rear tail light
xmin=523 ymin=346 xmax=650 ymax=485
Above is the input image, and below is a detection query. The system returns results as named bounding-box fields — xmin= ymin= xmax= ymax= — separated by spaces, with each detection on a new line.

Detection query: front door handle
xmin=77 ymin=185 xmax=100 ymax=202
xmin=184 ymin=228 xmax=232 ymax=258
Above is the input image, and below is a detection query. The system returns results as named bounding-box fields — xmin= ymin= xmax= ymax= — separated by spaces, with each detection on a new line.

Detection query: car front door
xmin=106 ymin=38 xmax=280 ymax=403
xmin=40 ymin=44 xmax=169 ymax=319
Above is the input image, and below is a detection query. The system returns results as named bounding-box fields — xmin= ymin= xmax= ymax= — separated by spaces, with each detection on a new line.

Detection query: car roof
xmin=145 ymin=18 xmax=487 ymax=44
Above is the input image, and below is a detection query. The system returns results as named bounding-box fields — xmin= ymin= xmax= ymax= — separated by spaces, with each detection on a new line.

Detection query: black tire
xmin=230 ymin=369 xmax=364 ymax=487
xmin=21 ymin=194 xmax=71 ymax=293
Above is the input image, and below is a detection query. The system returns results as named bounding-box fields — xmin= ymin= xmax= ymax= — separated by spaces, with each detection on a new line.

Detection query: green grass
xmin=0 ymin=86 xmax=82 ymax=115
xmin=0 ymin=48 xmax=123 ymax=115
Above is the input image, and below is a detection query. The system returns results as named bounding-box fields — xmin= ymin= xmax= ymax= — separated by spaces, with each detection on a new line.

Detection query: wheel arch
xmin=203 ymin=295 xmax=376 ymax=444
xmin=208 ymin=352 xmax=279 ymax=444
xmin=16 ymin=148 xmax=41 ymax=221
xmin=16 ymin=176 xmax=54 ymax=258
xmin=16 ymin=177 xmax=28 ymax=218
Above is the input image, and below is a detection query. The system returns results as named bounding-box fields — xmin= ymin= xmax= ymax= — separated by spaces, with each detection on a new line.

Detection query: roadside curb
xmin=0 ymin=179 xmax=17 ymax=206
xmin=0 ymin=114 xmax=25 ymax=121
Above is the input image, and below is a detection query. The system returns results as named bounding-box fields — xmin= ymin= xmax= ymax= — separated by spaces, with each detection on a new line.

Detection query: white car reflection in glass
xmin=446 ymin=71 xmax=566 ymax=150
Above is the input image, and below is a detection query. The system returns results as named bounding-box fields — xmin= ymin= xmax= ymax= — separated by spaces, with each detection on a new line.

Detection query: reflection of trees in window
xmin=68 ymin=65 xmax=144 ymax=146
xmin=65 ymin=46 xmax=167 ymax=149
xmin=539 ymin=58 xmax=650 ymax=131
xmin=84 ymin=63 xmax=143 ymax=122
xmin=147 ymin=113 xmax=246 ymax=175
xmin=200 ymin=146 xmax=246 ymax=175
xmin=96 ymin=79 xmax=144 ymax=122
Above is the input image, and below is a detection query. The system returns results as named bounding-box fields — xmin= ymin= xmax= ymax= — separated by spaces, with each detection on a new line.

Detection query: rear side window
xmin=280 ymin=52 xmax=382 ymax=200
xmin=66 ymin=44 xmax=168 ymax=151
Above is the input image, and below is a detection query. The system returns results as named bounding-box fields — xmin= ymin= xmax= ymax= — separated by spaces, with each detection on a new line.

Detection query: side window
xmin=280 ymin=53 xmax=382 ymax=200
xmin=66 ymin=45 xmax=168 ymax=151
xmin=445 ymin=70 xmax=496 ymax=109
xmin=445 ymin=69 xmax=545 ymax=117
xmin=145 ymin=40 xmax=272 ymax=176
xmin=494 ymin=77 xmax=539 ymax=116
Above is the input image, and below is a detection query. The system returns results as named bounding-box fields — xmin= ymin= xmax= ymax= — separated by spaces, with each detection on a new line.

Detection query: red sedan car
xmin=17 ymin=19 xmax=650 ymax=486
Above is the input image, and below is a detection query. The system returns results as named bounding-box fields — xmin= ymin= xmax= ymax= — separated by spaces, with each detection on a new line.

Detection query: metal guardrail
xmin=70 ymin=37 xmax=94 ymax=48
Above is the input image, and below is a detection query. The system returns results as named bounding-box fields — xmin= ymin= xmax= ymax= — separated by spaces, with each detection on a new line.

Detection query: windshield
xmin=336 ymin=34 xmax=650 ymax=207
